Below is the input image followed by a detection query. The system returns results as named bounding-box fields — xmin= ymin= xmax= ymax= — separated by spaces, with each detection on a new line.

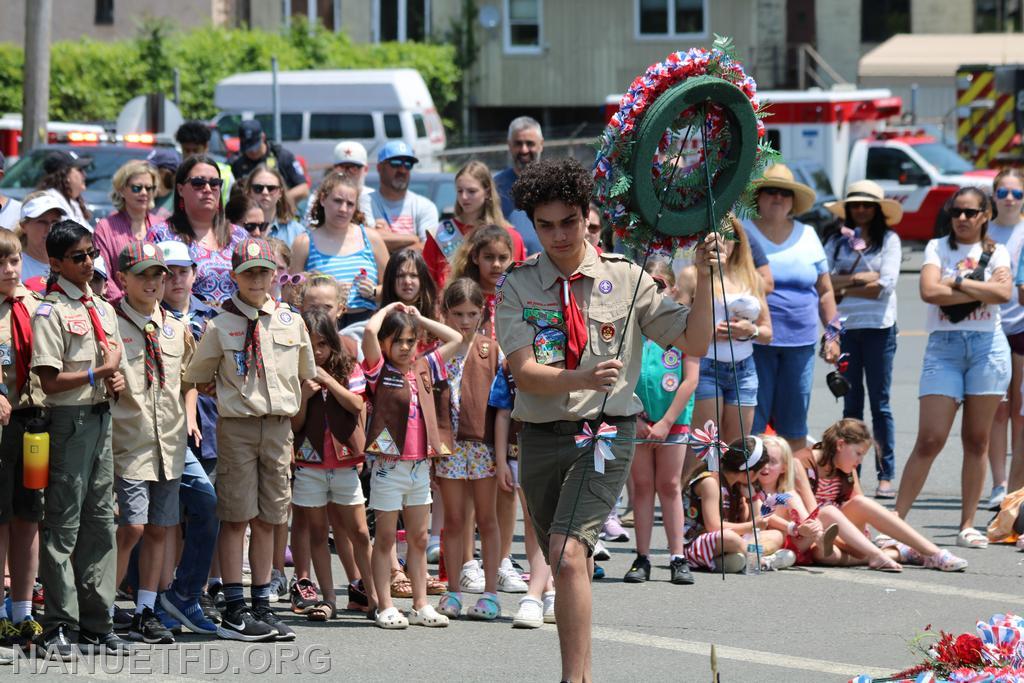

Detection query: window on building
xmin=309 ymin=114 xmax=375 ymax=140
xmin=975 ymin=0 xmax=1023 ymax=31
xmin=860 ymin=0 xmax=911 ymax=43
xmin=377 ymin=0 xmax=429 ymax=42
xmin=95 ymin=0 xmax=114 ymax=25
xmin=636 ymin=0 xmax=707 ymax=37
xmin=505 ymin=0 xmax=542 ymax=52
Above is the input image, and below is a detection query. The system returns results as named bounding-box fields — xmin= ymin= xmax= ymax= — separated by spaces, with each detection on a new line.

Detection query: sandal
xmin=375 ymin=606 xmax=408 ymax=629
xmin=425 ymin=574 xmax=447 ymax=596
xmin=390 ymin=570 xmax=413 ymax=599
xmin=408 ymin=604 xmax=449 ymax=628
xmin=868 ymin=554 xmax=903 ymax=572
xmin=307 ymin=600 xmax=336 ymax=622
xmin=437 ymin=591 xmax=463 ymax=619
xmin=956 ymin=527 xmax=989 ymax=549
xmin=821 ymin=523 xmax=839 ymax=557
xmin=874 ymin=482 xmax=896 ymax=499
xmin=924 ymin=549 xmax=968 ymax=572
xmin=873 ymin=533 xmax=895 ymax=548
xmin=467 ymin=592 xmax=501 ymax=621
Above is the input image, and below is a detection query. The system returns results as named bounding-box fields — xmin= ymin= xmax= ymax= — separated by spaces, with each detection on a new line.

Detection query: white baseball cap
xmin=157 ymin=240 xmax=194 ymax=267
xmin=20 ymin=194 xmax=65 ymax=221
xmin=92 ymin=254 xmax=109 ymax=281
xmin=333 ymin=141 xmax=368 ymax=167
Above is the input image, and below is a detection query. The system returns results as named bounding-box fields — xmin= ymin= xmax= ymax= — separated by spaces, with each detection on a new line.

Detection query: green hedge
xmin=0 ymin=23 xmax=461 ymax=126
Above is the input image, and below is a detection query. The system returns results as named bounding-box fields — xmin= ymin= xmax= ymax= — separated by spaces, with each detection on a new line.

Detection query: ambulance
xmin=604 ymin=87 xmax=993 ymax=242
xmin=0 ymin=114 xmax=107 ymax=162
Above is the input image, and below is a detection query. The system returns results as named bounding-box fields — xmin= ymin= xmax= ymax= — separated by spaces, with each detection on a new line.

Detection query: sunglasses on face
xmin=846 ymin=201 xmax=877 ymax=211
xmin=951 ymin=207 xmax=983 ymax=219
xmin=386 ymin=159 xmax=414 ymax=170
xmin=130 ymin=184 xmax=156 ymax=194
xmin=996 ymin=188 xmax=1024 ymax=200
xmin=251 ymin=183 xmax=281 ymax=195
xmin=243 ymin=221 xmax=269 ymax=234
xmin=277 ymin=272 xmax=306 ymax=286
xmin=760 ymin=187 xmax=794 ymax=198
xmin=65 ymin=248 xmax=101 ymax=264
xmin=187 ymin=176 xmax=224 ymax=191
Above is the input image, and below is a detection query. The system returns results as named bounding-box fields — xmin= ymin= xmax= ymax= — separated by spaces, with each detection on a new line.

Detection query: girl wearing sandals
xmin=894 ymin=187 xmax=1012 ymax=551
xmin=800 ymin=419 xmax=968 ymax=571
xmin=433 ymin=278 xmax=505 ymax=621
xmin=291 ymin=308 xmax=376 ymax=621
xmin=758 ymin=435 xmax=902 ymax=571
xmin=362 ymin=302 xmax=464 ymax=629
xmin=682 ymin=437 xmax=790 ymax=573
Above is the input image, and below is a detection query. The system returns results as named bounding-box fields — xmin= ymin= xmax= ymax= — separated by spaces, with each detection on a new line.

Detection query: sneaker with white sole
xmin=459 ymin=559 xmax=485 ymax=594
xmin=268 ymin=568 xmax=288 ymax=603
xmin=542 ymin=591 xmax=556 ymax=623
xmin=600 ymin=512 xmax=630 ymax=542
xmin=593 ymin=541 xmax=611 ymax=561
xmin=408 ymin=604 xmax=449 ymax=627
xmin=761 ymin=549 xmax=796 ymax=571
xmin=512 ymin=596 xmax=544 ymax=629
xmin=988 ymin=484 xmax=1008 ymax=510
xmin=497 ymin=557 xmax=528 ymax=593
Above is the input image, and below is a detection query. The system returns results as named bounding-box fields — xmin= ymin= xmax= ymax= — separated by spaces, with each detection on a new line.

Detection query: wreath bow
xmin=576 ymin=422 xmax=618 ymax=474
xmin=688 ymin=420 xmax=727 ymax=471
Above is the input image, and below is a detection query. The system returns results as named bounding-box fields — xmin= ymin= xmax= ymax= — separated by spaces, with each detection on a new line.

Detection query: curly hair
xmin=511 ymin=157 xmax=593 ymax=221
xmin=37 ymin=167 xmax=92 ymax=222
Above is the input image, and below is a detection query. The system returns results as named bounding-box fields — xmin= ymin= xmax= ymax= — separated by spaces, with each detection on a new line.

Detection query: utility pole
xmin=22 ymin=0 xmax=52 ymax=155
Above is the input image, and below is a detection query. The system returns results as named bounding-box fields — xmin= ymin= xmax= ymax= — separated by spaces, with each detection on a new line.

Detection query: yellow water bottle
xmin=23 ymin=418 xmax=49 ymax=490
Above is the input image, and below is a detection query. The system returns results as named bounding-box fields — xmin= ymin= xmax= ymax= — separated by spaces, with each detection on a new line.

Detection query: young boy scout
xmin=494 ymin=158 xmax=721 ymax=683
xmin=31 ymin=220 xmax=128 ymax=658
xmin=184 ymin=237 xmax=316 ymax=643
xmin=0 ymin=229 xmax=46 ymax=650
xmin=110 ymin=242 xmax=196 ymax=645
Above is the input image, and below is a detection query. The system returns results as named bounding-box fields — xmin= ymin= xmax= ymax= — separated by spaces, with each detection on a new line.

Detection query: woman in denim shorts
xmin=691 ymin=216 xmax=773 ymax=473
xmin=895 ymin=187 xmax=1012 ymax=551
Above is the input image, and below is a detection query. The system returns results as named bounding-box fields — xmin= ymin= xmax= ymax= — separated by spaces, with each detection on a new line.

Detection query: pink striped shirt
xmin=92 ymin=211 xmax=159 ymax=302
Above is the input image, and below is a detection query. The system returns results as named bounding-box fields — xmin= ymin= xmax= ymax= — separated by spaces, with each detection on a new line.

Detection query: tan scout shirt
xmin=183 ymin=293 xmax=316 ymax=419
xmin=495 ymin=243 xmax=689 ymax=422
xmin=31 ymin=276 xmax=121 ymax=406
xmin=112 ymin=302 xmax=195 ymax=481
xmin=0 ymin=284 xmax=46 ymax=409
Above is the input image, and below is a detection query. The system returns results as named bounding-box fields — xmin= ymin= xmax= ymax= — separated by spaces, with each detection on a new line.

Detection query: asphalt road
xmin=13 ymin=253 xmax=1024 ymax=682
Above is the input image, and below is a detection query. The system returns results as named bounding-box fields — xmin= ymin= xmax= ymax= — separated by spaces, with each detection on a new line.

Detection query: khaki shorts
xmin=216 ymin=416 xmax=293 ymax=524
xmin=519 ymin=418 xmax=635 ymax=561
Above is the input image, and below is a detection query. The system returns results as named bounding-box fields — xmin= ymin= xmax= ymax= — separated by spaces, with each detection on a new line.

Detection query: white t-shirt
xmin=370 ymin=191 xmax=437 ymax=242
xmin=0 ymin=197 xmax=22 ymax=230
xmin=989 ymin=220 xmax=1024 ymax=334
xmin=923 ymin=238 xmax=1011 ymax=333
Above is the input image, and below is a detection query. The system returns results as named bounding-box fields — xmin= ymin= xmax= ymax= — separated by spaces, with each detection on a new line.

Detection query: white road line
xmin=812 ymin=567 xmax=1024 ymax=606
xmin=592 ymin=626 xmax=891 ymax=678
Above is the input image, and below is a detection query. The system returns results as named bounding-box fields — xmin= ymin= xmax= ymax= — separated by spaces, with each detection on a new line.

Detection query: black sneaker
xmin=128 ymin=607 xmax=175 ymax=644
xmin=252 ymin=605 xmax=296 ymax=641
xmin=78 ymin=629 xmax=130 ymax=654
xmin=669 ymin=556 xmax=695 ymax=585
xmin=15 ymin=617 xmax=43 ymax=650
xmin=35 ymin=623 xmax=75 ymax=661
xmin=216 ymin=605 xmax=276 ymax=642
xmin=112 ymin=605 xmax=133 ymax=633
xmin=623 ymin=554 xmax=651 ymax=583
xmin=199 ymin=592 xmax=223 ymax=624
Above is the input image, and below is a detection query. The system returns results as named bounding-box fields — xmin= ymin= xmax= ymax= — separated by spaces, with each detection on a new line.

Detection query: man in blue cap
xmin=371 ymin=141 xmax=438 ymax=253
xmin=229 ymin=120 xmax=309 ymax=205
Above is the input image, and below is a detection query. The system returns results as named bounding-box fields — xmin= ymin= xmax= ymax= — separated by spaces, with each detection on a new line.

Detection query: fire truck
xmin=956 ymin=64 xmax=1024 ymax=169
xmin=0 ymin=114 xmax=108 ymax=161
xmin=604 ymin=88 xmax=993 ymax=242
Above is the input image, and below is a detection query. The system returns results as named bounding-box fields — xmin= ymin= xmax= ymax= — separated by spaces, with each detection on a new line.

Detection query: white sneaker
xmin=593 ymin=541 xmax=611 ymax=561
xmin=761 ymin=549 xmax=796 ymax=571
xmin=512 ymin=596 xmax=543 ymax=629
xmin=542 ymin=590 xmax=556 ymax=624
xmin=458 ymin=559 xmax=485 ymax=594
xmin=497 ymin=557 xmax=528 ymax=593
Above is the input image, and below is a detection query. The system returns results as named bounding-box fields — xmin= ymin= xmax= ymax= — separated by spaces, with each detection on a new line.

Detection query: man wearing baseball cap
xmin=0 ymin=151 xmax=22 ymax=230
xmin=371 ymin=140 xmax=438 ymax=253
xmin=304 ymin=141 xmax=377 ymax=228
xmin=229 ymin=120 xmax=309 ymax=206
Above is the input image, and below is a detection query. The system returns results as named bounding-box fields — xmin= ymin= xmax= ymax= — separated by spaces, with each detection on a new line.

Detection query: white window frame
xmin=634 ymin=0 xmax=709 ymax=41
xmin=372 ymin=0 xmax=432 ymax=43
xmin=503 ymin=0 xmax=544 ymax=55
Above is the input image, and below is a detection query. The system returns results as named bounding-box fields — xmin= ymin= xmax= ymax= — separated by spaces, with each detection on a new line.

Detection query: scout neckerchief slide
xmin=558 ymin=35 xmax=780 ymax=580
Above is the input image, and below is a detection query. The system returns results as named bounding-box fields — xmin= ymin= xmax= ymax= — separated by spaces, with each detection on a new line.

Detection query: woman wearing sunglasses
xmin=243 ymin=164 xmax=306 ymax=248
xmin=985 ymin=169 xmax=1024 ymax=509
xmin=823 ymin=180 xmax=903 ymax=499
xmin=895 ymin=187 xmax=1012 ymax=550
xmin=148 ymin=155 xmax=247 ymax=305
xmin=93 ymin=160 xmax=162 ymax=302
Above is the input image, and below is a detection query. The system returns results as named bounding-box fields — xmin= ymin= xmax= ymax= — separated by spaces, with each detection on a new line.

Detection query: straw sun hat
xmin=825 ymin=180 xmax=904 ymax=226
xmin=752 ymin=164 xmax=817 ymax=215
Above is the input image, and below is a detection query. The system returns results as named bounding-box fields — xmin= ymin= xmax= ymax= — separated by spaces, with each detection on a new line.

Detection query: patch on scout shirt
xmin=523 ymin=307 xmax=563 ymax=328
xmin=233 ymin=351 xmax=248 ymax=376
xmin=533 ymin=327 xmax=566 ymax=365
xmin=66 ymin=319 xmax=89 ymax=336
xmin=163 ymin=325 xmax=174 ymax=338
xmin=661 ymin=373 xmax=679 ymax=392
xmin=278 ymin=310 xmax=293 ymax=325
xmin=598 ymin=279 xmax=613 ymax=294
xmin=35 ymin=303 xmax=52 ymax=318
xmin=662 ymin=349 xmax=681 ymax=369
xmin=370 ymin=428 xmax=401 ymax=457
xmin=600 ymin=323 xmax=615 ymax=342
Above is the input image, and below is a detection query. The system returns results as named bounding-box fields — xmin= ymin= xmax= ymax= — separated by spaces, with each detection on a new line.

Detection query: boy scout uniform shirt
xmin=0 ymin=283 xmax=46 ymax=409
xmin=495 ymin=242 xmax=689 ymax=422
xmin=183 ymin=293 xmax=316 ymax=418
xmin=112 ymin=303 xmax=195 ymax=482
xmin=31 ymin=276 xmax=121 ymax=406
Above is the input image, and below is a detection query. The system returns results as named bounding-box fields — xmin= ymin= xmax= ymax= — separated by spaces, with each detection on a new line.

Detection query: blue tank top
xmin=305 ymin=224 xmax=379 ymax=311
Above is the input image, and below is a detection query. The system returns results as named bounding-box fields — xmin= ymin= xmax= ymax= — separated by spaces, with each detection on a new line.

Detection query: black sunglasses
xmin=187 ymin=176 xmax=224 ymax=191
xmin=243 ymin=221 xmax=269 ymax=234
xmin=846 ymin=201 xmax=877 ymax=211
xmin=760 ymin=187 xmax=794 ymax=198
xmin=251 ymin=183 xmax=281 ymax=194
xmin=386 ymin=159 xmax=414 ymax=170
xmin=130 ymin=184 xmax=156 ymax=194
xmin=65 ymin=248 xmax=101 ymax=264
xmin=950 ymin=207 xmax=983 ymax=219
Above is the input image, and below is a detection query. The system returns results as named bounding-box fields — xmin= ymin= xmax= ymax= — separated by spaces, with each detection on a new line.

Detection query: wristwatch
xmin=953 ymin=274 xmax=964 ymax=290
xmin=0 ymin=383 xmax=8 ymax=397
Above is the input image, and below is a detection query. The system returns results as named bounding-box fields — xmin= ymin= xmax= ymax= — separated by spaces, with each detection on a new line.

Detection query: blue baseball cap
xmin=377 ymin=140 xmax=419 ymax=165
xmin=147 ymin=147 xmax=181 ymax=172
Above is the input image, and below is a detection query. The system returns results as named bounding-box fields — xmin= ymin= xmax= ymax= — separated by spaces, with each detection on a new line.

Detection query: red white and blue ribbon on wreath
xmin=575 ymin=422 xmax=618 ymax=474
xmin=688 ymin=420 xmax=728 ymax=472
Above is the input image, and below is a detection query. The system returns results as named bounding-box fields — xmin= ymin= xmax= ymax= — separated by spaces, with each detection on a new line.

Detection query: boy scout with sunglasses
xmin=31 ymin=220 xmax=128 ymax=658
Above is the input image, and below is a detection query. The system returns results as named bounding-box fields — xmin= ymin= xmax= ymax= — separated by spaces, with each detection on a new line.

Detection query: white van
xmin=213 ymin=68 xmax=446 ymax=173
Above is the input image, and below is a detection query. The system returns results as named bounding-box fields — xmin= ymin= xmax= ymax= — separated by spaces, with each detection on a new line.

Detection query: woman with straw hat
xmin=823 ymin=180 xmax=904 ymax=499
xmin=743 ymin=164 xmax=840 ymax=462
